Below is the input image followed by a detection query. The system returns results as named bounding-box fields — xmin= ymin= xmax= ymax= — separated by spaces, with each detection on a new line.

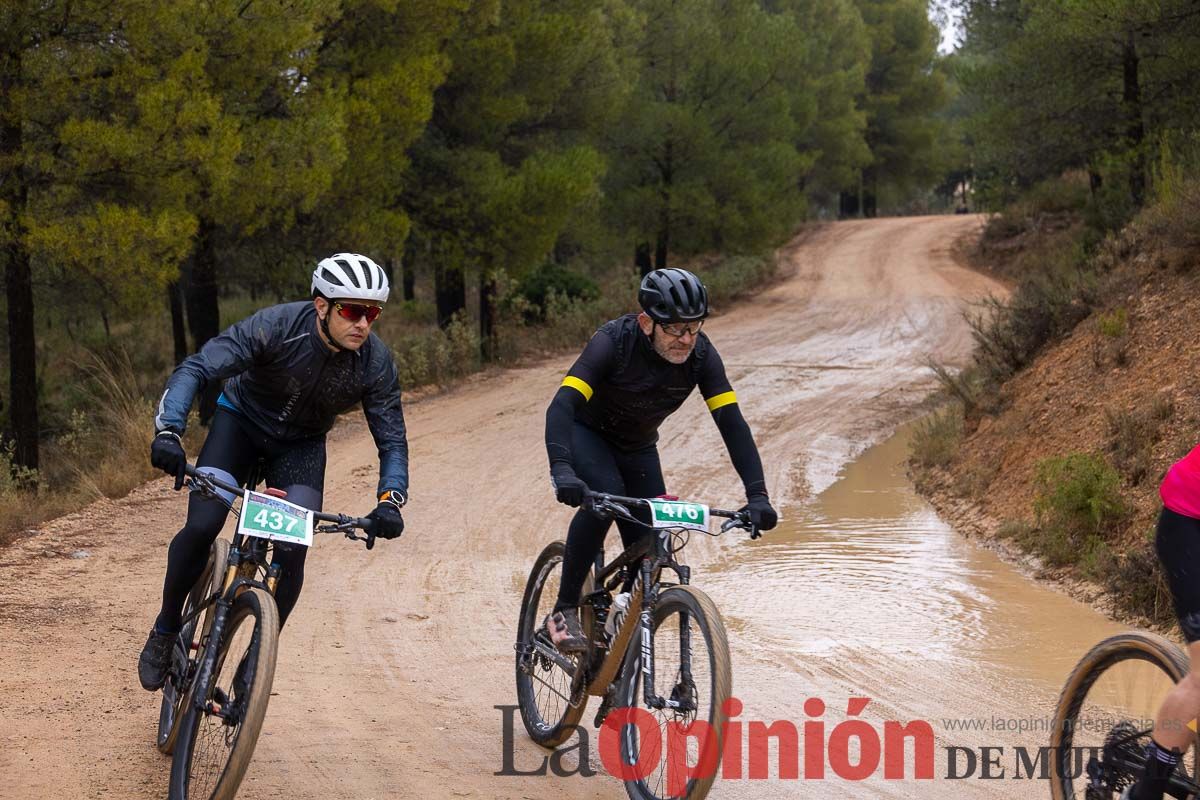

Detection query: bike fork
xmin=639 ymin=558 xmax=664 ymax=709
xmin=674 ymin=564 xmax=693 ymax=709
xmin=190 ymin=599 xmax=231 ymax=711
xmin=639 ymin=561 xmax=694 ymax=712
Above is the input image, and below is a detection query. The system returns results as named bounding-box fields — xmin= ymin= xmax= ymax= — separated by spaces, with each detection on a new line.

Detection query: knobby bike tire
xmin=169 ymin=587 xmax=280 ymax=800
xmin=616 ymin=585 xmax=732 ymax=800
xmin=158 ymin=538 xmax=230 ymax=755
xmin=515 ymin=540 xmax=588 ymax=748
xmin=1050 ymin=630 xmax=1195 ymax=800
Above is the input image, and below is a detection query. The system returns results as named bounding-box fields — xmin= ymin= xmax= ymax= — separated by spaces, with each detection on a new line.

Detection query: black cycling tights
xmin=1157 ymin=506 xmax=1200 ymax=643
xmin=155 ymin=408 xmax=326 ymax=634
xmin=554 ymin=423 xmax=665 ymax=613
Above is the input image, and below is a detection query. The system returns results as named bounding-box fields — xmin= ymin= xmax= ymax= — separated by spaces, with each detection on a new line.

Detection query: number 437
xmin=253 ymin=507 xmax=299 ymax=534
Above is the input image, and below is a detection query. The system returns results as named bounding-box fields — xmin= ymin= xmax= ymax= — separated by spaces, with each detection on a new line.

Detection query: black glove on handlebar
xmin=550 ymin=463 xmax=588 ymax=508
xmin=367 ymin=501 xmax=404 ymax=540
xmin=150 ymin=432 xmax=187 ymax=491
xmin=743 ymin=493 xmax=778 ymax=532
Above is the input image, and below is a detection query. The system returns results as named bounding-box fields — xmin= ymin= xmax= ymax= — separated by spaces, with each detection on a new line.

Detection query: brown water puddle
xmin=696 ymin=426 xmax=1129 ymax=797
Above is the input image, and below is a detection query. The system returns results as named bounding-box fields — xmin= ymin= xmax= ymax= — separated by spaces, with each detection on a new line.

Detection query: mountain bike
xmin=155 ymin=462 xmax=377 ymax=800
xmin=1050 ymin=631 xmax=1200 ymax=799
xmin=514 ymin=490 xmax=760 ymax=800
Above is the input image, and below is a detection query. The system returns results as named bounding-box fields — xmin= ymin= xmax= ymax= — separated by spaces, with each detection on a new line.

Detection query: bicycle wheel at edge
xmin=169 ymin=586 xmax=280 ymax=800
xmin=615 ymin=585 xmax=732 ymax=800
xmin=1050 ymin=630 xmax=1199 ymax=800
xmin=515 ymin=540 xmax=588 ymax=748
xmin=158 ymin=537 xmax=230 ymax=755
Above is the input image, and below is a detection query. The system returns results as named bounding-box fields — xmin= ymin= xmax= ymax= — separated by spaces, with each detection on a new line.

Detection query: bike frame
xmin=576 ymin=492 xmax=752 ymax=710
xmin=174 ymin=463 xmax=375 ymax=720
xmin=584 ymin=527 xmax=693 ymax=710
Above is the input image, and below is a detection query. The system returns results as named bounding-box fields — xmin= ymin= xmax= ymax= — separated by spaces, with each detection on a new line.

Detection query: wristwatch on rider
xmin=379 ymin=489 xmax=407 ymax=512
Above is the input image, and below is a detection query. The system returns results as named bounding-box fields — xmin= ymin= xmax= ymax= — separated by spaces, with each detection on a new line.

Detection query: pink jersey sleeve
xmin=1161 ymin=444 xmax=1200 ymax=520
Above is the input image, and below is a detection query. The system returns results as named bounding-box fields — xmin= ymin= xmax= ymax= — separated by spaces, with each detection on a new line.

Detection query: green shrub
xmin=1091 ymin=307 xmax=1131 ymax=368
xmin=391 ymin=313 xmax=482 ymax=389
xmin=968 ymin=267 xmax=1097 ymax=383
xmin=926 ymin=360 xmax=986 ymax=416
xmin=1105 ymin=397 xmax=1172 ymax=485
xmin=954 ymin=461 xmax=1000 ymax=499
xmin=1032 ymin=453 xmax=1126 ymax=565
xmin=996 ymin=518 xmax=1036 ymax=540
xmin=1135 ymin=175 xmax=1200 ymax=267
xmin=1024 ymin=173 xmax=1091 ymax=217
xmin=0 ymin=440 xmax=42 ymax=495
xmin=703 ymin=254 xmax=775 ymax=306
xmin=909 ymin=404 xmax=964 ymax=470
xmin=1096 ymin=308 xmax=1128 ymax=338
xmin=1079 ymin=536 xmax=1115 ymax=582
xmin=514 ymin=263 xmax=599 ymax=321
xmin=1102 ymin=537 xmax=1171 ymax=625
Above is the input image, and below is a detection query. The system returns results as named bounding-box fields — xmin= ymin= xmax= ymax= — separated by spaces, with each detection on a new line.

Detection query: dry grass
xmin=0 ymin=351 xmax=165 ymax=543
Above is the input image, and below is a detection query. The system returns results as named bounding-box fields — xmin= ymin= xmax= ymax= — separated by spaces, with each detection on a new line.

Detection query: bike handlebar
xmin=582 ymin=490 xmax=762 ymax=540
xmin=183 ymin=463 xmax=379 ymax=549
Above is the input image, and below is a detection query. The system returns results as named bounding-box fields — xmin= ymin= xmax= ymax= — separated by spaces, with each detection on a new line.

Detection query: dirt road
xmin=2 ymin=215 xmax=1020 ymax=799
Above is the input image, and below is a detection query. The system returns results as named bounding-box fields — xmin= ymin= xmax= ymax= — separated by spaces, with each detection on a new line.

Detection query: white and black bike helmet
xmin=311 ymin=253 xmax=390 ymax=304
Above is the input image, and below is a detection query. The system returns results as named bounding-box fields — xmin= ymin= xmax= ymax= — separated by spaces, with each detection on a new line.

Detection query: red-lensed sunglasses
xmin=333 ymin=302 xmax=383 ymax=324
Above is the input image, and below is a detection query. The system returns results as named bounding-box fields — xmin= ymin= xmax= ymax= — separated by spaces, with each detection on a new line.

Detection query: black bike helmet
xmin=638 ymin=268 xmax=709 ymax=323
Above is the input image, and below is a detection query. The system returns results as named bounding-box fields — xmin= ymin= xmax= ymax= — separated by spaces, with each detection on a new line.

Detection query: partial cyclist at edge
xmin=1121 ymin=442 xmax=1200 ymax=799
xmin=138 ymin=253 xmax=410 ymax=691
xmin=543 ymin=267 xmax=779 ymax=652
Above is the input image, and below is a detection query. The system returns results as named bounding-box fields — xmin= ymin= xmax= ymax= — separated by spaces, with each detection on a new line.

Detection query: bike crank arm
xmin=518 ymin=634 xmax=578 ymax=675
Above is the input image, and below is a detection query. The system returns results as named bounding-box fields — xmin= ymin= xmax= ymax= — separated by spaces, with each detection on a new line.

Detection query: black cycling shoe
xmin=546 ymin=608 xmax=588 ymax=654
xmin=138 ymin=628 xmax=175 ymax=691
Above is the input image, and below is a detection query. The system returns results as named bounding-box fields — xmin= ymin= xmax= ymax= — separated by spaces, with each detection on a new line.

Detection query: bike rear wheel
xmin=515 ymin=540 xmax=588 ymax=748
xmin=1050 ymin=631 xmax=1199 ymax=800
xmin=158 ymin=537 xmax=230 ymax=755
xmin=169 ymin=587 xmax=280 ymax=800
xmin=614 ymin=585 xmax=731 ymax=800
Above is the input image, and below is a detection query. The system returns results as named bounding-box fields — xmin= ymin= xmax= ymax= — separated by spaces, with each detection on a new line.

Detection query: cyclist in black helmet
xmin=542 ymin=268 xmax=778 ymax=652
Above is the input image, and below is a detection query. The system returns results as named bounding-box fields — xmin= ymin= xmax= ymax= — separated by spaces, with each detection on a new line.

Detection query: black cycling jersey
xmin=545 ymin=314 xmax=766 ymax=498
xmin=563 ymin=315 xmax=732 ymax=449
xmin=155 ymin=301 xmax=408 ymax=495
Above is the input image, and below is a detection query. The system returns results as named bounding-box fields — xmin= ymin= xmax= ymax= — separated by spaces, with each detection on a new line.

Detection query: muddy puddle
xmin=695 ymin=425 xmax=1131 ymax=797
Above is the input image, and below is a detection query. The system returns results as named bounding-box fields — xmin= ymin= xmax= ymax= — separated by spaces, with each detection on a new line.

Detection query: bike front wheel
xmin=158 ymin=537 xmax=230 ymax=755
xmin=169 ymin=586 xmax=280 ymax=800
xmin=1050 ymin=630 xmax=1199 ymax=800
xmin=614 ymin=585 xmax=732 ymax=800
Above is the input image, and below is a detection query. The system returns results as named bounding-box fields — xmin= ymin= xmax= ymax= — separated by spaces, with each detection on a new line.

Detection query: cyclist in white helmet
xmin=138 ymin=253 xmax=410 ymax=691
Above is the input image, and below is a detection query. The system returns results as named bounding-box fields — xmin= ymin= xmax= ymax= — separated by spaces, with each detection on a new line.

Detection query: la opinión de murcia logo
xmin=498 ymin=696 xmax=935 ymax=794
xmin=497 ymin=697 xmax=1108 ymax=790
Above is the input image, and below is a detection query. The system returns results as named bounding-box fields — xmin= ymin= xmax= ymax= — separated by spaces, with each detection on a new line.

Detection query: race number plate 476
xmin=237 ymin=490 xmax=314 ymax=547
xmin=648 ymin=500 xmax=710 ymax=533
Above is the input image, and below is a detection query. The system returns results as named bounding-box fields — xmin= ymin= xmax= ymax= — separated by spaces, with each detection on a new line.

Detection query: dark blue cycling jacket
xmin=154 ymin=301 xmax=408 ymax=495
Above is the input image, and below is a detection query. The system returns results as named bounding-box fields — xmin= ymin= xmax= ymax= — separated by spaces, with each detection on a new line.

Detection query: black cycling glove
xmin=150 ymin=432 xmax=187 ymax=491
xmin=743 ymin=493 xmax=778 ymax=532
xmin=367 ymin=500 xmax=405 ymax=540
xmin=550 ymin=463 xmax=588 ymax=508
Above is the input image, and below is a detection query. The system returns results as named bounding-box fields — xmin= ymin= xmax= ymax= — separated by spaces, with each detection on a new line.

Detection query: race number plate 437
xmin=237 ymin=490 xmax=314 ymax=547
xmin=648 ymin=500 xmax=710 ymax=533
